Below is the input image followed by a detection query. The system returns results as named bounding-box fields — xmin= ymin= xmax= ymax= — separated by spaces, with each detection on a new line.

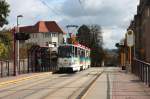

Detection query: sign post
xmin=126 ymin=30 xmax=134 ymax=72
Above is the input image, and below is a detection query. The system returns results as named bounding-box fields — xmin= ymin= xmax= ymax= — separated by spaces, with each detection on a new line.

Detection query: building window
xmin=44 ymin=33 xmax=51 ymax=38
xmin=49 ymin=33 xmax=51 ymax=37
xmin=32 ymin=33 xmax=38 ymax=38
xmin=52 ymin=42 xmax=57 ymax=47
xmin=52 ymin=33 xmax=57 ymax=37
xmin=32 ymin=34 xmax=35 ymax=38
xmin=42 ymin=33 xmax=45 ymax=38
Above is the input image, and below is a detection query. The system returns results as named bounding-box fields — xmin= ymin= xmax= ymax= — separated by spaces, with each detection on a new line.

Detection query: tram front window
xmin=58 ymin=46 xmax=73 ymax=58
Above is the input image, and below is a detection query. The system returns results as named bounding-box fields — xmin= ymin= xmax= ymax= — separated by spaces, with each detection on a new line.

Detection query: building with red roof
xmin=19 ymin=21 xmax=64 ymax=48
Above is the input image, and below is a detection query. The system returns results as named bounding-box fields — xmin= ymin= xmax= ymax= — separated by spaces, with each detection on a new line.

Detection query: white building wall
xmin=25 ymin=32 xmax=63 ymax=47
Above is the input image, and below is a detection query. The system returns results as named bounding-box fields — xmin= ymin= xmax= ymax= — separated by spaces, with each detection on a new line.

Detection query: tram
xmin=58 ymin=44 xmax=91 ymax=72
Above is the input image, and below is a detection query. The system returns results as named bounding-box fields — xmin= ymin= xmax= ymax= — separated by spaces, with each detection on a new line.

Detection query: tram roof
xmin=59 ymin=44 xmax=90 ymax=51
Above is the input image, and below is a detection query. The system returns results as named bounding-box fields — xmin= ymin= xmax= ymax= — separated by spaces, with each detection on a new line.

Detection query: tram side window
xmin=75 ymin=47 xmax=78 ymax=57
xmin=77 ymin=48 xmax=80 ymax=57
xmin=81 ymin=49 xmax=85 ymax=57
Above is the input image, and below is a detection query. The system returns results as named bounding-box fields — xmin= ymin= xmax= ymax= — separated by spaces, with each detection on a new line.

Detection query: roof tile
xmin=20 ymin=21 xmax=63 ymax=33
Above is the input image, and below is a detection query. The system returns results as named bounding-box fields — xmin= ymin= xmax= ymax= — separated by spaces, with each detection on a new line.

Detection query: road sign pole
xmin=128 ymin=46 xmax=132 ymax=72
xmin=126 ymin=30 xmax=134 ymax=72
xmin=129 ymin=46 xmax=132 ymax=65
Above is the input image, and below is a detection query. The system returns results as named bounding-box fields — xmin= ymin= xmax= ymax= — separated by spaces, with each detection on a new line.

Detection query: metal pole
xmin=16 ymin=15 xmax=23 ymax=75
xmin=129 ymin=46 xmax=132 ymax=72
xmin=17 ymin=16 xmax=19 ymax=75
xmin=13 ymin=28 xmax=16 ymax=76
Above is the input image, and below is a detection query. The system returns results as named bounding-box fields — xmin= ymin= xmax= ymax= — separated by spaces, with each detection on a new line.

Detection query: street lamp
xmin=16 ymin=15 xmax=23 ymax=75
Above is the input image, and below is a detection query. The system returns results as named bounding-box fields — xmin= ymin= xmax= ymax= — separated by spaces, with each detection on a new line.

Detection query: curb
xmin=78 ymin=70 xmax=104 ymax=99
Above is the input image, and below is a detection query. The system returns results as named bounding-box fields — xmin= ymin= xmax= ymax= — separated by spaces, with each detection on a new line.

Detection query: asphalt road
xmin=0 ymin=68 xmax=104 ymax=99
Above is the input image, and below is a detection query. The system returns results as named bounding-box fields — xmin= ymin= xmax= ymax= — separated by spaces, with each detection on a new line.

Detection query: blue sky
xmin=5 ymin=0 xmax=139 ymax=49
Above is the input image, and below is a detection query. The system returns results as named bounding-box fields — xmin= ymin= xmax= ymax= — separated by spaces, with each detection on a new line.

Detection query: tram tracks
xmin=0 ymin=76 xmax=61 ymax=98
xmin=23 ymin=70 xmax=104 ymax=99
xmin=25 ymin=73 xmax=91 ymax=99
xmin=44 ymin=70 xmax=104 ymax=99
xmin=77 ymin=70 xmax=105 ymax=99
xmin=0 ymin=68 xmax=105 ymax=99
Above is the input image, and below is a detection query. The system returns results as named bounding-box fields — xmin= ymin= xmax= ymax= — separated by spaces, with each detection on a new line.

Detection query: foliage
xmin=77 ymin=25 xmax=91 ymax=47
xmin=0 ymin=29 xmax=13 ymax=60
xmin=104 ymin=49 xmax=119 ymax=66
xmin=77 ymin=24 xmax=104 ymax=67
xmin=20 ymin=43 xmax=34 ymax=59
xmin=0 ymin=42 xmax=7 ymax=58
xmin=0 ymin=0 xmax=10 ymax=27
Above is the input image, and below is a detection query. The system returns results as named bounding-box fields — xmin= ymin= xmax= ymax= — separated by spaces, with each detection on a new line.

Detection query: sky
xmin=5 ymin=0 xmax=139 ymax=49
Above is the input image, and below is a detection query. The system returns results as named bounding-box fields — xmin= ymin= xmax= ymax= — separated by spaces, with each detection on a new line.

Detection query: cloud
xmin=6 ymin=0 xmax=47 ymax=26
xmin=60 ymin=0 xmax=139 ymax=49
xmin=6 ymin=0 xmax=66 ymax=27
xmin=5 ymin=0 xmax=139 ymax=49
xmin=102 ymin=27 xmax=126 ymax=49
xmin=61 ymin=0 xmax=139 ymax=27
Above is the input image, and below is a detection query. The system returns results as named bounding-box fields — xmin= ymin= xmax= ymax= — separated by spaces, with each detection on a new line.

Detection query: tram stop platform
xmin=82 ymin=67 xmax=150 ymax=99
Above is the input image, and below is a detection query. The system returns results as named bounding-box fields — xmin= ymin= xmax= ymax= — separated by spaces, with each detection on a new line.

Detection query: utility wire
xmin=40 ymin=0 xmax=78 ymax=36
xmin=77 ymin=0 xmax=93 ymax=25
xmin=40 ymin=0 xmax=61 ymax=16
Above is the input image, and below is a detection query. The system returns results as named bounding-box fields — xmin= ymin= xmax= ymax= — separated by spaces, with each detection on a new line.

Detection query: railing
xmin=0 ymin=59 xmax=58 ymax=78
xmin=28 ymin=60 xmax=58 ymax=73
xmin=0 ymin=59 xmax=28 ymax=77
xmin=132 ymin=59 xmax=150 ymax=87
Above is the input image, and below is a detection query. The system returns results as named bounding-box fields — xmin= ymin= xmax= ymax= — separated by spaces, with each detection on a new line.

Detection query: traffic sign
xmin=126 ymin=30 xmax=134 ymax=47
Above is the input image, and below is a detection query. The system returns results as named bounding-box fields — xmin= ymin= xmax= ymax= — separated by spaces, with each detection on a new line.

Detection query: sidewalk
xmin=82 ymin=68 xmax=150 ymax=99
xmin=111 ymin=70 xmax=150 ymax=99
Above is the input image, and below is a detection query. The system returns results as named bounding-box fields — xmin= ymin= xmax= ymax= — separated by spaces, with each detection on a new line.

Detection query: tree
xmin=0 ymin=42 xmax=7 ymax=58
xmin=0 ymin=29 xmax=13 ymax=59
xmin=77 ymin=24 xmax=104 ymax=67
xmin=20 ymin=43 xmax=35 ymax=59
xmin=77 ymin=25 xmax=91 ymax=47
xmin=0 ymin=0 xmax=10 ymax=27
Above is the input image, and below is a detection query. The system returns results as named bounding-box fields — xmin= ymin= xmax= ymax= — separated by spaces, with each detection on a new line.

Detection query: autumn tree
xmin=0 ymin=0 xmax=11 ymax=59
xmin=0 ymin=29 xmax=13 ymax=59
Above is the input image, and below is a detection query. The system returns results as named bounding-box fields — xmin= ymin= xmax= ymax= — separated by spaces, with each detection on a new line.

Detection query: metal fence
xmin=28 ymin=60 xmax=58 ymax=73
xmin=132 ymin=59 xmax=150 ymax=87
xmin=0 ymin=59 xmax=58 ymax=78
xmin=0 ymin=59 xmax=28 ymax=77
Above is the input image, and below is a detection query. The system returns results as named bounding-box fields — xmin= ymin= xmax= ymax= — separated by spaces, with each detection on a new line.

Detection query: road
xmin=0 ymin=68 xmax=104 ymax=99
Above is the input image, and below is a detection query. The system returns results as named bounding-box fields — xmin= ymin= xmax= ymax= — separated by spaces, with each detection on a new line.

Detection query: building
xmin=128 ymin=0 xmax=150 ymax=62
xmin=19 ymin=21 xmax=64 ymax=50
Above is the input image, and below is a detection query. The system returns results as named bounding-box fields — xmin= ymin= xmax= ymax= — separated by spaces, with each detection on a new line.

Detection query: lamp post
xmin=14 ymin=15 xmax=23 ymax=75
